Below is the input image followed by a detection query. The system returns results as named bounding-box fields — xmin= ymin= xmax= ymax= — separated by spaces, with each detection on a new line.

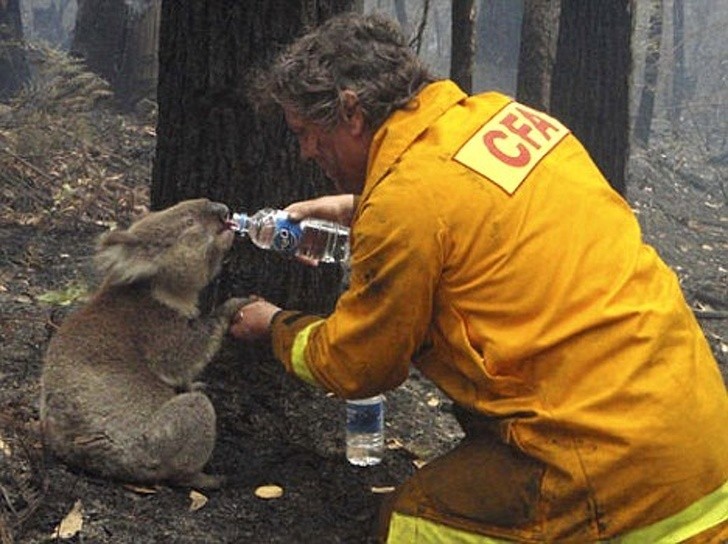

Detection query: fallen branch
xmin=694 ymin=309 xmax=728 ymax=319
xmin=0 ymin=144 xmax=55 ymax=182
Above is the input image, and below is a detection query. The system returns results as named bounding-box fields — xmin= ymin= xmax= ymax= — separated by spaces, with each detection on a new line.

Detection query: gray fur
xmin=40 ymin=198 xmax=247 ymax=490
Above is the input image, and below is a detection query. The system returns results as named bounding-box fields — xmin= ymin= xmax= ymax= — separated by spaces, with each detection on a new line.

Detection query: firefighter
xmin=231 ymin=12 xmax=728 ymax=543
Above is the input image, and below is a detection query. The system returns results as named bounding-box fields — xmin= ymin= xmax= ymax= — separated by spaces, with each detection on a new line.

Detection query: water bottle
xmin=232 ymin=208 xmax=350 ymax=265
xmin=346 ymin=395 xmax=385 ymax=467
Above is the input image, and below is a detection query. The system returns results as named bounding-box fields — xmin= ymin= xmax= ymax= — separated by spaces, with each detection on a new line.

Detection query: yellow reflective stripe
xmin=387 ymin=479 xmax=728 ymax=544
xmin=387 ymin=512 xmax=511 ymax=543
xmin=290 ymin=321 xmax=323 ymax=386
xmin=608 ymin=478 xmax=728 ymax=544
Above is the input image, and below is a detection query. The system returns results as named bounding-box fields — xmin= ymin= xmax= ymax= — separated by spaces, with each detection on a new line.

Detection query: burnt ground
xmin=0 ymin=220 xmax=462 ymax=544
xmin=1 ymin=53 xmax=726 ymax=543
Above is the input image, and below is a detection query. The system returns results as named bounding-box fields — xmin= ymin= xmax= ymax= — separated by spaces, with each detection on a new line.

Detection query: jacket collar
xmin=363 ymin=80 xmax=467 ymax=199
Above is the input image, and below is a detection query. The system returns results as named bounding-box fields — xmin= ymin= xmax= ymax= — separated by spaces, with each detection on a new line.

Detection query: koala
xmin=40 ymin=198 xmax=248 ymax=490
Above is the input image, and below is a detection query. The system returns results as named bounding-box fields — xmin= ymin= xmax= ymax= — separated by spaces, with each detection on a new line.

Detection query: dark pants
xmin=378 ymin=405 xmax=545 ymax=542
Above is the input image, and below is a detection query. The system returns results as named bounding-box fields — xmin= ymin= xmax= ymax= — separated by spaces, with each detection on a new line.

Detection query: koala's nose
xmin=209 ymin=202 xmax=230 ymax=220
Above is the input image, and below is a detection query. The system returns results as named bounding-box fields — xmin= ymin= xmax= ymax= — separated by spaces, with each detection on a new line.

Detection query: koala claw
xmin=215 ymin=297 xmax=253 ymax=321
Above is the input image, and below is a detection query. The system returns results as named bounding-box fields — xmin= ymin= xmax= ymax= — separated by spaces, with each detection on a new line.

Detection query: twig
xmin=694 ymin=309 xmax=728 ymax=319
xmin=0 ymin=485 xmax=18 ymax=516
xmin=0 ymin=144 xmax=55 ymax=182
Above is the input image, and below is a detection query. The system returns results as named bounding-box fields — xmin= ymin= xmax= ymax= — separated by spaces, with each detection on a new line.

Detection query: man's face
xmin=283 ymin=103 xmax=370 ymax=194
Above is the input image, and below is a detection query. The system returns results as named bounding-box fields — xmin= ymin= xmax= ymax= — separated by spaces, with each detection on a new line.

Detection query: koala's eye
xmin=185 ymin=217 xmax=196 ymax=227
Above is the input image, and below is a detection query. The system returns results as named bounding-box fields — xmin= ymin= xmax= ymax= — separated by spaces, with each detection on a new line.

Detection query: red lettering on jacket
xmin=483 ymin=130 xmax=529 ymax=167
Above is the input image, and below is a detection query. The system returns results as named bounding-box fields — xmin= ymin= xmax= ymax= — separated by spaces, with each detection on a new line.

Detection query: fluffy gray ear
xmin=95 ymin=229 xmax=159 ymax=286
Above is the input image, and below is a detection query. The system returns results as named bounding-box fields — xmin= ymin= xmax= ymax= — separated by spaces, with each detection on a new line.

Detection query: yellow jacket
xmin=271 ymin=81 xmax=728 ymax=540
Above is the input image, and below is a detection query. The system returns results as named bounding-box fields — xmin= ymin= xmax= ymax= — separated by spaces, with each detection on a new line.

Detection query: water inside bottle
xmin=346 ymin=433 xmax=384 ymax=467
xmin=297 ymin=219 xmax=350 ymax=264
xmin=346 ymin=397 xmax=384 ymax=466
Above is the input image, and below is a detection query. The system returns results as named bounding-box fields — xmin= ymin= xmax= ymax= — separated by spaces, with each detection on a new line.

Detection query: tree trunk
xmin=153 ymin=0 xmax=354 ymax=316
xmin=0 ymin=0 xmax=30 ymax=101
xmin=550 ymin=0 xmax=632 ymax=196
xmin=71 ymin=0 xmax=160 ymax=108
xmin=115 ymin=0 xmax=160 ymax=106
xmin=450 ymin=0 xmax=475 ymax=94
xmin=633 ymin=0 xmax=662 ymax=147
xmin=516 ymin=0 xmax=560 ymax=110
xmin=671 ymin=0 xmax=685 ymax=125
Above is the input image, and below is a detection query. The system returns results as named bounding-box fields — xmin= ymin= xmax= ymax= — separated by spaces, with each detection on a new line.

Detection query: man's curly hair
xmin=250 ymin=12 xmax=437 ymax=131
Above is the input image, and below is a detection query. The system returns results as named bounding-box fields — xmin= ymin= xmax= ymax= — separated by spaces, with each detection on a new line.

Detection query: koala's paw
xmin=214 ymin=297 xmax=252 ymax=322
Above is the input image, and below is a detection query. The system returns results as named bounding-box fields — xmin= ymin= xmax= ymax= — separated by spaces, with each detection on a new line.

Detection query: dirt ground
xmin=1 ymin=61 xmax=726 ymax=543
xmin=1 ymin=218 xmax=465 ymax=544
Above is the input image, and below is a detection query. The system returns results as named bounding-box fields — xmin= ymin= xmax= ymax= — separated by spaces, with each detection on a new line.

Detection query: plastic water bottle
xmin=232 ymin=208 xmax=350 ymax=265
xmin=346 ymin=395 xmax=385 ymax=466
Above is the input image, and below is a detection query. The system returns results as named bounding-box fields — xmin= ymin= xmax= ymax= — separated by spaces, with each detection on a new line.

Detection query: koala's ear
xmin=95 ymin=229 xmax=159 ymax=286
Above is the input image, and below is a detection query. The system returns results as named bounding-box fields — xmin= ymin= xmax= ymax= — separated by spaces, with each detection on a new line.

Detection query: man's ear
xmin=340 ymin=89 xmax=364 ymax=136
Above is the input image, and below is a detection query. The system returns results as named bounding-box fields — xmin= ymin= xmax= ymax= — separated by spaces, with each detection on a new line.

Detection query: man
xmin=231 ymin=12 xmax=728 ymax=543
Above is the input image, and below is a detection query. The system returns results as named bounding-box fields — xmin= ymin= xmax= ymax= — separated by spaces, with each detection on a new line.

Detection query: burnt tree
xmin=450 ymin=0 xmax=475 ymax=94
xmin=0 ymin=0 xmax=29 ymax=100
xmin=516 ymin=0 xmax=560 ymax=110
xmin=550 ymin=0 xmax=632 ymax=195
xmin=634 ymin=0 xmax=663 ymax=147
xmin=153 ymin=1 xmax=354 ymax=316
xmin=671 ymin=0 xmax=686 ymax=126
xmin=72 ymin=0 xmax=160 ymax=108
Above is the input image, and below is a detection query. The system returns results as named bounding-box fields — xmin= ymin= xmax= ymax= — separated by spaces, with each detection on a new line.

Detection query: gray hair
xmin=252 ymin=12 xmax=437 ymax=131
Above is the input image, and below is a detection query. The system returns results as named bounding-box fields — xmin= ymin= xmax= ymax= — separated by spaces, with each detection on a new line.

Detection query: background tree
xmin=450 ymin=0 xmax=475 ymax=94
xmin=633 ymin=0 xmax=663 ymax=147
xmin=71 ymin=0 xmax=160 ymax=108
xmin=670 ymin=0 xmax=685 ymax=126
xmin=0 ymin=0 xmax=30 ymax=100
xmin=550 ymin=0 xmax=632 ymax=195
xmin=152 ymin=0 xmax=354 ymax=317
xmin=516 ymin=0 xmax=560 ymax=110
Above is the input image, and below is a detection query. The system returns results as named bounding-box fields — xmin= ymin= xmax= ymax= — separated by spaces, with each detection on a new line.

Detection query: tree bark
xmin=516 ymin=0 xmax=560 ymax=110
xmin=633 ymin=0 xmax=662 ymax=147
xmin=450 ymin=0 xmax=475 ymax=94
xmin=153 ymin=0 xmax=354 ymax=315
xmin=550 ymin=0 xmax=632 ymax=196
xmin=71 ymin=0 xmax=160 ymax=108
xmin=0 ymin=0 xmax=30 ymax=101
xmin=671 ymin=0 xmax=686 ymax=125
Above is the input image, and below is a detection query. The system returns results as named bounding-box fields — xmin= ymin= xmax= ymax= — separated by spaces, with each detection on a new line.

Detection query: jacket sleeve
xmin=270 ymin=181 xmax=444 ymax=398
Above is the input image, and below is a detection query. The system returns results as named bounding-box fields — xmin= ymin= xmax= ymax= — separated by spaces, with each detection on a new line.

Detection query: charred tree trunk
xmin=116 ymin=0 xmax=160 ymax=106
xmin=0 ymin=0 xmax=29 ymax=100
xmin=550 ymin=0 xmax=632 ymax=196
xmin=71 ymin=0 xmax=160 ymax=108
xmin=450 ymin=0 xmax=475 ymax=94
xmin=634 ymin=0 xmax=662 ymax=147
xmin=516 ymin=0 xmax=560 ymax=110
xmin=671 ymin=0 xmax=686 ymax=125
xmin=153 ymin=0 xmax=354 ymax=316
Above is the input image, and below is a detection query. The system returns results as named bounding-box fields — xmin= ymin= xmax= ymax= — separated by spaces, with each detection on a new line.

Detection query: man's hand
xmin=284 ymin=194 xmax=357 ymax=226
xmin=229 ymin=297 xmax=281 ymax=342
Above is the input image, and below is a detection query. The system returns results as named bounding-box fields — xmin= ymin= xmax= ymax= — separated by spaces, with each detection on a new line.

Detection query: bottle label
xmin=346 ymin=401 xmax=384 ymax=434
xmin=272 ymin=215 xmax=303 ymax=254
